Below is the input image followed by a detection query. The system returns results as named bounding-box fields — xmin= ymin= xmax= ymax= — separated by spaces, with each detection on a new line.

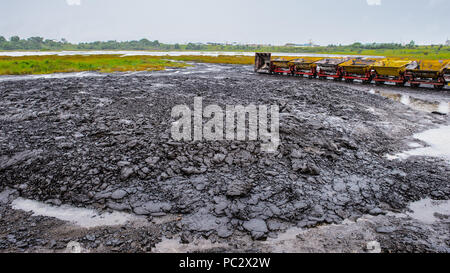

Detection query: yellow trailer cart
xmin=315 ymin=57 xmax=350 ymax=80
xmin=270 ymin=56 xmax=298 ymax=74
xmin=372 ymin=58 xmax=413 ymax=86
xmin=339 ymin=58 xmax=378 ymax=83
xmin=289 ymin=57 xmax=324 ymax=78
xmin=406 ymin=60 xmax=449 ymax=89
xmin=443 ymin=62 xmax=450 ymax=86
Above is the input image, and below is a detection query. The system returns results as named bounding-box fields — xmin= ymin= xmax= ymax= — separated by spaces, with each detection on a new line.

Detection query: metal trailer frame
xmin=406 ymin=75 xmax=446 ymax=89
xmin=317 ymin=66 xmax=344 ymax=80
xmin=343 ymin=71 xmax=374 ymax=84
xmin=373 ymin=74 xmax=407 ymax=86
xmin=271 ymin=66 xmax=293 ymax=74
xmin=292 ymin=66 xmax=317 ymax=78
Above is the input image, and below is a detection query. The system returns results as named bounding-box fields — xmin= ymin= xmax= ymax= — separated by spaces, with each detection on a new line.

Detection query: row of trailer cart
xmin=255 ymin=53 xmax=450 ymax=89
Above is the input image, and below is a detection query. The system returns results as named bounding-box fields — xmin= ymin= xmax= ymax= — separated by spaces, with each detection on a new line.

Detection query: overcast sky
xmin=0 ymin=0 xmax=448 ymax=45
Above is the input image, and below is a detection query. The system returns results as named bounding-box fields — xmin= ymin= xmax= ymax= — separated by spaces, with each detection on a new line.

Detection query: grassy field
xmin=0 ymin=55 xmax=255 ymax=75
xmin=0 ymin=55 xmax=189 ymax=75
xmin=246 ymin=45 xmax=450 ymax=60
xmin=303 ymin=47 xmax=450 ymax=60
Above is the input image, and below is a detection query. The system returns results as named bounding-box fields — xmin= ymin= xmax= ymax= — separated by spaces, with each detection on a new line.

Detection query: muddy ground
xmin=0 ymin=63 xmax=449 ymax=253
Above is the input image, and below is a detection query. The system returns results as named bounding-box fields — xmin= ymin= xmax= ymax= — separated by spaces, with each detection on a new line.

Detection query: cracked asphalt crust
xmin=0 ymin=63 xmax=449 ymax=252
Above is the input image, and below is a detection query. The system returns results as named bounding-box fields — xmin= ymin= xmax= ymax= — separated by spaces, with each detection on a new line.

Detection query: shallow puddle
xmin=370 ymin=89 xmax=449 ymax=115
xmin=0 ymin=50 xmax=382 ymax=58
xmin=389 ymin=125 xmax=450 ymax=161
xmin=260 ymin=227 xmax=305 ymax=252
xmin=153 ymin=236 xmax=228 ymax=253
xmin=11 ymin=197 xmax=147 ymax=228
xmin=0 ymin=71 xmax=104 ymax=82
xmin=406 ymin=198 xmax=450 ymax=224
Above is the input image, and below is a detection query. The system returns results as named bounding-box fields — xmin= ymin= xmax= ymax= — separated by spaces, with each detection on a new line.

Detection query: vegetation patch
xmin=0 ymin=55 xmax=189 ymax=75
xmin=1 ymin=35 xmax=449 ymax=60
xmin=0 ymin=55 xmax=256 ymax=75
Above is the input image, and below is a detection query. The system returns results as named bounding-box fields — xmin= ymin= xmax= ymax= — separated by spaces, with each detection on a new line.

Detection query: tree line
xmin=0 ymin=36 xmax=447 ymax=53
xmin=0 ymin=36 xmax=176 ymax=50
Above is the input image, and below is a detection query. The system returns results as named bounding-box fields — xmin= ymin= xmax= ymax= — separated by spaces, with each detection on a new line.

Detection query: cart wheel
xmin=375 ymin=81 xmax=384 ymax=86
xmin=410 ymin=83 xmax=420 ymax=88
xmin=319 ymin=76 xmax=326 ymax=80
xmin=345 ymin=79 xmax=353 ymax=83
xmin=395 ymin=82 xmax=405 ymax=87
xmin=434 ymin=84 xmax=444 ymax=90
xmin=334 ymin=77 xmax=342 ymax=81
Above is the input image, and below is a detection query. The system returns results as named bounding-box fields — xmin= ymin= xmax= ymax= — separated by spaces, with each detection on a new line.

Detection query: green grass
xmin=0 ymin=55 xmax=255 ymax=75
xmin=186 ymin=45 xmax=450 ymax=60
xmin=301 ymin=47 xmax=450 ymax=60
xmin=0 ymin=55 xmax=189 ymax=75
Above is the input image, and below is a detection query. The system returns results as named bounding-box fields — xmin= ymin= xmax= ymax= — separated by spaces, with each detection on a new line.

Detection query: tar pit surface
xmin=0 ymin=63 xmax=449 ymax=253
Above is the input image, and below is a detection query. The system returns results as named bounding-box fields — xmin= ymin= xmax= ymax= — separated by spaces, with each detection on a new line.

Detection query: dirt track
xmin=0 ymin=63 xmax=449 ymax=252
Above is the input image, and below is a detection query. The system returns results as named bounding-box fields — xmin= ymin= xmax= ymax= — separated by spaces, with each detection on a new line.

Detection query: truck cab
xmin=254 ymin=53 xmax=272 ymax=73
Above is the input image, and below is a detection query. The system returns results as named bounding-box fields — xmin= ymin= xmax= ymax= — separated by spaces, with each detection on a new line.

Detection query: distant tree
xmin=152 ymin=40 xmax=160 ymax=47
xmin=0 ymin=36 xmax=6 ymax=42
xmin=174 ymin=43 xmax=180 ymax=50
xmin=10 ymin=36 xmax=20 ymax=42
xmin=407 ymin=40 xmax=415 ymax=48
xmin=28 ymin=37 xmax=44 ymax=43
xmin=138 ymin=38 xmax=151 ymax=46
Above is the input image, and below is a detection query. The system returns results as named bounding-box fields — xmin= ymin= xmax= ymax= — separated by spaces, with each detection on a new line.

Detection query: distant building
xmin=247 ymin=44 xmax=271 ymax=47
xmin=284 ymin=43 xmax=310 ymax=47
xmin=206 ymin=42 xmax=225 ymax=46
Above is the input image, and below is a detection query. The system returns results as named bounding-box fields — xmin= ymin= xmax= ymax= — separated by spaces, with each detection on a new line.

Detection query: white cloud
xmin=366 ymin=0 xmax=381 ymax=5
xmin=66 ymin=0 xmax=81 ymax=6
